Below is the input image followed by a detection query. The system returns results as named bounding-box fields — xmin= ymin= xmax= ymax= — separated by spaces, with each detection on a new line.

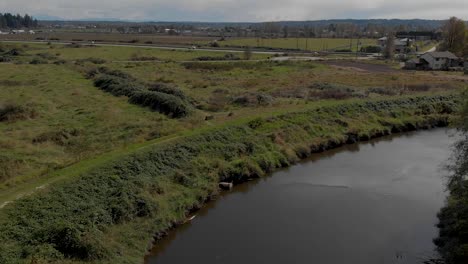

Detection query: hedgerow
xmin=91 ymin=68 xmax=191 ymax=118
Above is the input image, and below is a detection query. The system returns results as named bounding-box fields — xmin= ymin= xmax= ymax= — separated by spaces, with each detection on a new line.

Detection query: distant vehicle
xmin=190 ymin=46 xmax=197 ymax=50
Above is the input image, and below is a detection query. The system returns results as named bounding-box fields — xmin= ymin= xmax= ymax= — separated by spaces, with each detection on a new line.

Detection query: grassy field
xmin=204 ymin=37 xmax=377 ymax=51
xmin=0 ymin=40 xmax=466 ymax=263
xmin=0 ymin=33 xmax=378 ymax=52
xmin=0 ymin=32 xmax=212 ymax=46
xmin=1 ymin=41 xmax=466 ymax=190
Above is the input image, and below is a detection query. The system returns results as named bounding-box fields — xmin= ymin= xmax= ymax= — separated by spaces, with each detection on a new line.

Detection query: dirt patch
xmin=323 ymin=61 xmax=397 ymax=73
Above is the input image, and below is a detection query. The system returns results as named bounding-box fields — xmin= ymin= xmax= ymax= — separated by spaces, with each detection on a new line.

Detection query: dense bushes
xmin=76 ymin=57 xmax=107 ymax=65
xmin=194 ymin=54 xmax=240 ymax=61
xmin=129 ymin=91 xmax=191 ymax=118
xmin=360 ymin=46 xmax=382 ymax=53
xmin=94 ymin=75 xmax=142 ymax=96
xmin=232 ymin=92 xmax=274 ymax=106
xmin=91 ymin=68 xmax=191 ymax=118
xmin=0 ymin=95 xmax=457 ymax=264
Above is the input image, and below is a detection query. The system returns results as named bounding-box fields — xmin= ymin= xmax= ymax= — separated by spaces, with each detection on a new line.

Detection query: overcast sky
xmin=1 ymin=0 xmax=467 ymax=22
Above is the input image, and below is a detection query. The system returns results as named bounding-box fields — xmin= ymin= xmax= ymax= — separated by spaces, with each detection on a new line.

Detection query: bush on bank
xmin=0 ymin=95 xmax=458 ymax=264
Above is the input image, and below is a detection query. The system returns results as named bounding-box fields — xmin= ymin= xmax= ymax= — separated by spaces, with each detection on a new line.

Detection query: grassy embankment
xmin=0 ymin=94 xmax=458 ymax=264
xmin=435 ymin=92 xmax=468 ymax=264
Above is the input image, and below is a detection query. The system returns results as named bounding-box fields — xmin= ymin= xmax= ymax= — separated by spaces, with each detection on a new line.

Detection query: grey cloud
xmin=0 ymin=0 xmax=467 ymax=21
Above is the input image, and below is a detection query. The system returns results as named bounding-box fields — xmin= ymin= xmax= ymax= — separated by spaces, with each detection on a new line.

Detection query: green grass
xmin=204 ymin=37 xmax=376 ymax=51
xmin=1 ymin=41 xmax=270 ymax=62
xmin=0 ymin=63 xmax=186 ymax=188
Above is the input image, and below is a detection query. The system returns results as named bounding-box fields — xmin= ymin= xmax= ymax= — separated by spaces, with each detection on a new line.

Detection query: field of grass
xmin=0 ymin=41 xmax=465 ymax=263
xmin=0 ymin=32 xmax=212 ymax=46
xmin=1 ymin=41 xmax=466 ymax=189
xmin=204 ymin=37 xmax=377 ymax=51
xmin=2 ymin=42 xmax=269 ymax=62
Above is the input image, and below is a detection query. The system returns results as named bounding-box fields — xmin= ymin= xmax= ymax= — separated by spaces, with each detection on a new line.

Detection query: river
xmin=146 ymin=129 xmax=455 ymax=264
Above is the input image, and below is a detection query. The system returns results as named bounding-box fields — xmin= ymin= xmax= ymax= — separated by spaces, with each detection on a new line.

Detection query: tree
xmin=282 ymin=26 xmax=289 ymax=38
xmin=243 ymin=46 xmax=252 ymax=60
xmin=0 ymin=13 xmax=38 ymax=29
xmin=440 ymin=17 xmax=466 ymax=56
xmin=463 ymin=29 xmax=468 ymax=58
xmin=383 ymin=34 xmax=395 ymax=59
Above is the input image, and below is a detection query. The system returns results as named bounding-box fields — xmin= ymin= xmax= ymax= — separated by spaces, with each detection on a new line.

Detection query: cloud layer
xmin=1 ymin=0 xmax=467 ymax=21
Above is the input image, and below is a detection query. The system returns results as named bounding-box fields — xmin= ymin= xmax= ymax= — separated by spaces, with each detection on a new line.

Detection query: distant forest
xmin=0 ymin=13 xmax=38 ymax=29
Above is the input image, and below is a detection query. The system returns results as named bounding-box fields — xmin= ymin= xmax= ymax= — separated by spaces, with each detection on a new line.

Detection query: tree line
xmin=0 ymin=13 xmax=38 ymax=29
xmin=439 ymin=17 xmax=468 ymax=57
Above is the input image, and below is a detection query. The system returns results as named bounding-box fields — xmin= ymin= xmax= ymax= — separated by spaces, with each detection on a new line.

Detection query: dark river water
xmin=146 ymin=129 xmax=455 ymax=264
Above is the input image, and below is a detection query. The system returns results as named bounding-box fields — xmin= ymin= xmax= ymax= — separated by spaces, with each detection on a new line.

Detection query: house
xmin=420 ymin=51 xmax=459 ymax=70
xmin=405 ymin=51 xmax=459 ymax=70
xmin=377 ymin=37 xmax=412 ymax=53
xmin=11 ymin=29 xmax=25 ymax=34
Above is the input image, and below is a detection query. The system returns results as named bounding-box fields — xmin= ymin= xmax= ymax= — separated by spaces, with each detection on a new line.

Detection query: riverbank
xmin=146 ymin=128 xmax=454 ymax=264
xmin=0 ymin=95 xmax=458 ymax=264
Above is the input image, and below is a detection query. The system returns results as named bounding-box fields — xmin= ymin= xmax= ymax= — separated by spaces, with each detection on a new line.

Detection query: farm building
xmin=377 ymin=37 xmax=412 ymax=53
xmin=405 ymin=51 xmax=460 ymax=70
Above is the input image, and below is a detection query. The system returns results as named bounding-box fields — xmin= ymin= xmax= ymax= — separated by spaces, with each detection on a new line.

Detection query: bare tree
xmin=383 ymin=34 xmax=395 ymax=59
xmin=440 ymin=17 xmax=466 ymax=55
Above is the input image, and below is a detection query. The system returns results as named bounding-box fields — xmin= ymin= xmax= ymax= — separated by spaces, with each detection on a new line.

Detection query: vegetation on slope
xmin=0 ymin=95 xmax=458 ymax=264
xmin=435 ymin=92 xmax=468 ymax=264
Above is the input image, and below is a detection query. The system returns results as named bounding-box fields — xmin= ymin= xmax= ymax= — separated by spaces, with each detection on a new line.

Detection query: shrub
xmin=335 ymin=49 xmax=352 ymax=52
xmin=360 ymin=46 xmax=382 ymax=53
xmin=148 ymin=83 xmax=186 ymax=99
xmin=129 ymin=91 xmax=191 ymax=117
xmin=54 ymin=59 xmax=67 ymax=65
xmin=37 ymin=53 xmax=57 ymax=60
xmin=194 ymin=54 xmax=240 ymax=61
xmin=0 ymin=103 xmax=37 ymax=122
xmin=368 ymin=87 xmax=398 ymax=96
xmin=0 ymin=56 xmax=12 ymax=62
xmin=33 ymin=128 xmax=81 ymax=146
xmin=91 ymin=69 xmax=192 ymax=118
xmin=65 ymin=43 xmax=82 ymax=48
xmin=130 ymin=54 xmax=160 ymax=61
xmin=94 ymin=75 xmax=142 ymax=97
xmin=30 ymin=58 xmax=48 ymax=65
xmin=308 ymin=82 xmax=357 ymax=100
xmin=232 ymin=92 xmax=275 ymax=106
xmin=76 ymin=57 xmax=106 ymax=65
xmin=6 ymin=49 xmax=22 ymax=56
xmin=407 ymin=84 xmax=431 ymax=92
